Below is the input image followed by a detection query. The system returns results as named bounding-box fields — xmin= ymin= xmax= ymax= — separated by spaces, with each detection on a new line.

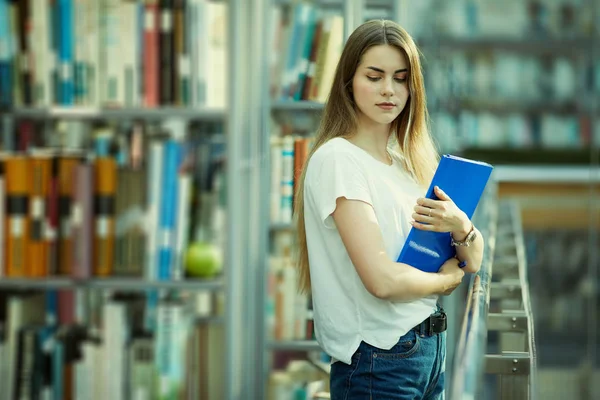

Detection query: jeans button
xmin=373 ymin=354 xmax=378 ymax=358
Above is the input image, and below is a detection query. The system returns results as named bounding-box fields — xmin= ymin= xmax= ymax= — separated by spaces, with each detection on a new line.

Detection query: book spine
xmin=0 ymin=174 xmax=4 ymax=278
xmin=93 ymin=157 xmax=116 ymax=277
xmin=57 ymin=156 xmax=80 ymax=275
xmin=17 ymin=0 xmax=33 ymax=105
xmin=28 ymin=155 xmax=52 ymax=277
xmin=58 ymin=0 xmax=74 ymax=105
xmin=146 ymin=140 xmax=164 ymax=281
xmin=143 ymin=1 xmax=159 ymax=107
xmin=159 ymin=0 xmax=174 ymax=104
xmin=157 ymin=140 xmax=181 ymax=280
xmin=279 ymin=136 xmax=294 ymax=224
xmin=270 ymin=137 xmax=282 ymax=223
xmin=173 ymin=172 xmax=191 ymax=280
xmin=5 ymin=156 xmax=30 ymax=277
xmin=71 ymin=162 xmax=93 ymax=279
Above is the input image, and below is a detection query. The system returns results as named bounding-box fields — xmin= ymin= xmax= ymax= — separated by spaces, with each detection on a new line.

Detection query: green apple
xmin=184 ymin=242 xmax=223 ymax=278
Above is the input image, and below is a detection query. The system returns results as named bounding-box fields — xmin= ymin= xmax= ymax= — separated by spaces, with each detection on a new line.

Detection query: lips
xmin=377 ymin=102 xmax=395 ymax=110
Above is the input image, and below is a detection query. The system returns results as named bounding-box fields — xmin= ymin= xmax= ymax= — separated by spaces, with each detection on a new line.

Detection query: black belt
xmin=412 ymin=309 xmax=447 ymax=337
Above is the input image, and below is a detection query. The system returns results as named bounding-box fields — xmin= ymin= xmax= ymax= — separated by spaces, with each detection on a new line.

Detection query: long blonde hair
xmin=295 ymin=20 xmax=439 ymax=293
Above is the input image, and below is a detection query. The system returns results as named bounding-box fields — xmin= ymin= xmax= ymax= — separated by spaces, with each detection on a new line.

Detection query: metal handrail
xmin=450 ymin=191 xmax=538 ymax=399
xmin=511 ymin=202 xmax=538 ymax=398
xmin=449 ymin=185 xmax=497 ymax=399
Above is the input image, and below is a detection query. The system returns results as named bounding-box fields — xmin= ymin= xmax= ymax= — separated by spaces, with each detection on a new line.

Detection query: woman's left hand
xmin=410 ymin=186 xmax=471 ymax=237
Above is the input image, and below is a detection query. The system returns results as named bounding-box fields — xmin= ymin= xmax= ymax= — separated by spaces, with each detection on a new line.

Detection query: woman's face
xmin=351 ymin=44 xmax=409 ymax=128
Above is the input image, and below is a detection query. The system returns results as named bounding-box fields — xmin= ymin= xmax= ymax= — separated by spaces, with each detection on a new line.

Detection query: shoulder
xmin=310 ymin=137 xmax=360 ymax=166
xmin=307 ymin=138 xmax=363 ymax=179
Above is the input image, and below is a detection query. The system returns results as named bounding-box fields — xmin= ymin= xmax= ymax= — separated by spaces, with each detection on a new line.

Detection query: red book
xmin=143 ymin=1 xmax=160 ymax=107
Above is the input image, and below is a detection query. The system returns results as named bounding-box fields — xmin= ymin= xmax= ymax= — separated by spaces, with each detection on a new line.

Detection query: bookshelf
xmin=0 ymin=1 xmax=258 ymax=399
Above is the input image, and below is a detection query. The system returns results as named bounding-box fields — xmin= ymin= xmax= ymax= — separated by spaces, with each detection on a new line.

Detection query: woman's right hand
xmin=437 ymin=257 xmax=465 ymax=295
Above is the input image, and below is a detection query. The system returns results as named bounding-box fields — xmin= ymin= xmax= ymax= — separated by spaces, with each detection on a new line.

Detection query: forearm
xmin=377 ymin=261 xmax=451 ymax=302
xmin=454 ymin=226 xmax=484 ymax=274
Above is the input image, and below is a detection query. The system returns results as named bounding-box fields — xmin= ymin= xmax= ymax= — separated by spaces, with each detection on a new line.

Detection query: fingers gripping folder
xmin=397 ymin=155 xmax=494 ymax=273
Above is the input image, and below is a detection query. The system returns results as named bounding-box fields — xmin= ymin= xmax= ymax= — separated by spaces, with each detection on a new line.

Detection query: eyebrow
xmin=367 ymin=66 xmax=407 ymax=74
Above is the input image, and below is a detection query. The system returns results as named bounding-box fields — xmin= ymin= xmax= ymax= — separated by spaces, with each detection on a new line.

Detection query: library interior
xmin=0 ymin=0 xmax=598 ymax=399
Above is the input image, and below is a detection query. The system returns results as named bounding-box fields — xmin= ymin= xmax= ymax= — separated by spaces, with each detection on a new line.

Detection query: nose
xmin=381 ymin=77 xmax=394 ymax=97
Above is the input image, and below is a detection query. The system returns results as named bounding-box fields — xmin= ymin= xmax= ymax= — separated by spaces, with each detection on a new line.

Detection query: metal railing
xmin=450 ymin=188 xmax=538 ymax=399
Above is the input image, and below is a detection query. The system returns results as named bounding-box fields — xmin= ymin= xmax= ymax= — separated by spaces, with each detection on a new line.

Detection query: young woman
xmin=294 ymin=20 xmax=484 ymax=399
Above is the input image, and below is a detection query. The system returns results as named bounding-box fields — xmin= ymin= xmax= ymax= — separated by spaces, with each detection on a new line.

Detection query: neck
xmin=349 ymin=116 xmax=392 ymax=162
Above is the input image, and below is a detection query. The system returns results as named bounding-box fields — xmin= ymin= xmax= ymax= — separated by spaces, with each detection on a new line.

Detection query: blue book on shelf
xmin=397 ymin=154 xmax=493 ymax=273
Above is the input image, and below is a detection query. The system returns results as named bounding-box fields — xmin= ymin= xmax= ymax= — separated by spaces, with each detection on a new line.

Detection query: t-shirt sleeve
xmin=306 ymin=150 xmax=373 ymax=229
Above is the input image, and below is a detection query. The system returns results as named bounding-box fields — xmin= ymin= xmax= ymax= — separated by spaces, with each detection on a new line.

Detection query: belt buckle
xmin=428 ymin=310 xmax=447 ymax=335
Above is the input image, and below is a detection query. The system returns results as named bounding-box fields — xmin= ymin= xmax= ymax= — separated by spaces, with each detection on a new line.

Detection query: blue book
xmin=397 ymin=155 xmax=493 ymax=273
xmin=158 ymin=140 xmax=182 ymax=280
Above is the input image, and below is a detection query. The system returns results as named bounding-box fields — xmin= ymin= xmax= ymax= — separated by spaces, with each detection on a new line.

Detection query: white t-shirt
xmin=303 ymin=137 xmax=438 ymax=365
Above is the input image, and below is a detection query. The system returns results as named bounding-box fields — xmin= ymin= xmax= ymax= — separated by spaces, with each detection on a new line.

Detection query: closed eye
xmin=367 ymin=76 xmax=407 ymax=83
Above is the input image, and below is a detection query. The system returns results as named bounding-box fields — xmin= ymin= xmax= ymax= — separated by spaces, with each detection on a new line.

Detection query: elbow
xmin=463 ymin=264 xmax=481 ymax=274
xmin=367 ymin=278 xmax=397 ymax=300
xmin=369 ymin=278 xmax=413 ymax=302
xmin=371 ymin=283 xmax=391 ymax=300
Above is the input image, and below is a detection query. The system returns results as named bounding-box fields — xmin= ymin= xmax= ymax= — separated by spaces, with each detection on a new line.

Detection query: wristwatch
xmin=451 ymin=224 xmax=477 ymax=247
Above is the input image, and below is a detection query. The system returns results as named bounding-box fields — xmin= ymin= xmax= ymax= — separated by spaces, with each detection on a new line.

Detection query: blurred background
xmin=0 ymin=0 xmax=598 ymax=399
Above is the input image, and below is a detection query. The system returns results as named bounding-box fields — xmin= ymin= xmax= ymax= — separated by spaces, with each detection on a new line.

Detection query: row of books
xmin=0 ymin=290 xmax=224 ymax=400
xmin=432 ymin=112 xmax=599 ymax=151
xmin=268 ymin=230 xmax=314 ymax=342
xmin=0 ymin=118 xmax=226 ymax=279
xmin=269 ymin=2 xmax=344 ymax=103
xmin=425 ymin=53 xmax=598 ymax=103
xmin=270 ymin=135 xmax=312 ymax=225
xmin=411 ymin=0 xmax=596 ymax=39
xmin=268 ymin=256 xmax=314 ymax=342
xmin=0 ymin=0 xmax=227 ymax=109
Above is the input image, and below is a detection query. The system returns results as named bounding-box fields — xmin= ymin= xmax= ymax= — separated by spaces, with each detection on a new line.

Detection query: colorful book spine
xmin=279 ymin=135 xmax=294 ymax=224
xmin=71 ymin=162 xmax=93 ymax=279
xmin=57 ymin=0 xmax=74 ymax=105
xmin=57 ymin=155 xmax=81 ymax=275
xmin=28 ymin=154 xmax=52 ymax=277
xmin=17 ymin=0 xmax=33 ymax=105
xmin=143 ymin=0 xmax=160 ymax=107
xmin=0 ymin=0 xmax=13 ymax=107
xmin=93 ymin=157 xmax=116 ymax=277
xmin=5 ymin=155 xmax=30 ymax=277
xmin=173 ymin=172 xmax=191 ymax=280
xmin=159 ymin=0 xmax=174 ymax=104
xmin=157 ymin=140 xmax=181 ymax=280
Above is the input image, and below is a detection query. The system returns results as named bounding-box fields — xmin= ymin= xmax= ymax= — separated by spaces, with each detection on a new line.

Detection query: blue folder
xmin=397 ymin=154 xmax=493 ymax=272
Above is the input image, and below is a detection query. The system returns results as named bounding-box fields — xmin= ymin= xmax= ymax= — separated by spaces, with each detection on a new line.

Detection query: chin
xmin=373 ymin=115 xmax=399 ymax=125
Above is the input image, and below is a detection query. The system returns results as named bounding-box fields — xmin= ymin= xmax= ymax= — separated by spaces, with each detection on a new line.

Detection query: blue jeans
xmin=330 ymin=330 xmax=446 ymax=399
